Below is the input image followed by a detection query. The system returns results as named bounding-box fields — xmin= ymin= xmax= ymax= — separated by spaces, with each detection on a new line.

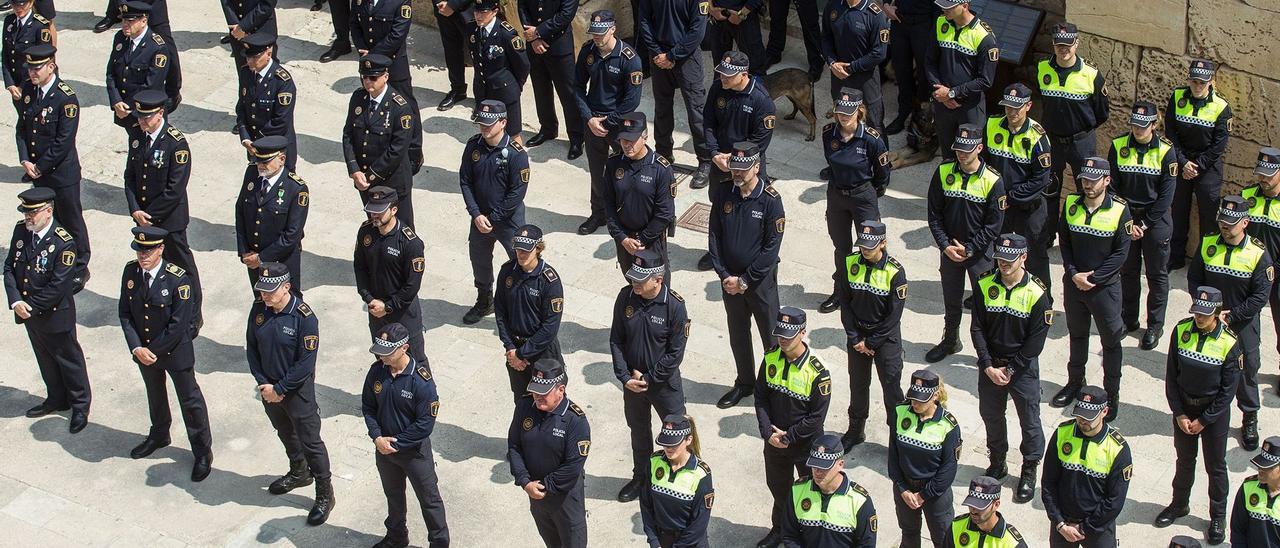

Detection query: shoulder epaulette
xmin=32 ymin=13 xmax=49 ymax=25
xmin=569 ymin=402 xmax=586 ymax=416
xmin=608 ymin=149 xmax=621 ymax=158
xmin=360 ymin=219 xmax=372 ymax=228
xmin=543 ymin=266 xmax=559 ymax=282
xmin=622 ymin=46 xmax=636 ymax=59
xmin=656 ymin=155 xmax=671 ymax=167
xmin=164 ymin=263 xmax=186 ymax=277
xmin=1176 ymin=316 xmax=1195 ymax=327
xmin=865 ymin=126 xmax=881 ymax=139
xmin=651 ymin=449 xmax=664 ymax=457
xmin=979 ymin=267 xmax=998 ymax=280
xmin=288 ymin=172 xmax=307 ymax=186
xmin=823 ymin=122 xmax=835 ymax=134
xmin=276 ymin=68 xmax=291 ymax=81
xmin=1111 ymin=194 xmax=1127 ymax=204
xmin=979 ymin=20 xmax=993 ymax=32
xmin=767 ymin=344 xmax=781 ymax=354
xmin=794 ymin=476 xmax=810 ymax=485
xmin=1007 ymin=524 xmax=1023 ymax=541
xmin=14 ymin=220 xmax=23 ymax=226
xmin=297 ymin=302 xmax=314 ymax=316
xmin=126 ymin=259 xmax=139 ymax=266
xmin=54 ymin=226 xmax=71 ymax=241
xmin=1247 ymin=474 xmax=1260 ymax=481
xmin=1030 ymin=121 xmax=1046 ymax=134
xmin=764 ymin=185 xmax=780 ymax=198
xmin=1252 ymin=236 xmax=1265 ymax=247
xmin=166 ymin=126 xmax=185 ymax=141
xmin=1032 ymin=276 xmax=1047 ymax=291
xmin=510 ymin=140 xmax=525 ymax=152
xmin=417 ymin=366 xmax=432 ymax=381
xmin=669 ymin=289 xmax=684 ymax=302
xmin=500 ymin=20 xmax=515 ymax=32
xmin=402 ymin=226 xmax=417 ymax=240
xmin=1108 ymin=429 xmax=1127 ymax=445
xmin=392 ymin=94 xmax=407 ymax=106
xmin=886 ymin=256 xmax=904 ymax=270
xmin=849 ymin=481 xmax=870 ymax=497
xmin=151 ymin=33 xmax=165 ymax=46
xmin=1161 ymin=136 xmax=1173 ymax=146
xmin=985 ymin=164 xmax=1003 ymax=181
xmin=57 ymin=81 xmax=74 ymax=96
xmin=808 ymin=355 xmax=826 ymax=372
xmin=944 ymin=411 xmax=958 ymax=427
xmin=697 ymin=460 xmax=712 ymax=474
xmin=868 ymin=2 xmax=881 ymax=13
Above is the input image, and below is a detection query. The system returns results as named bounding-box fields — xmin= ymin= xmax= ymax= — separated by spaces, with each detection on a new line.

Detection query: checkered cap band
xmin=258 ymin=272 xmax=290 ymax=285
xmin=858 ymin=232 xmax=886 ymax=242
xmin=531 ymin=372 xmax=566 ymax=386
xmin=730 ymin=152 xmax=760 ymax=165
xmin=1001 ymin=93 xmax=1030 ymax=105
xmin=588 ymin=20 xmax=613 ymax=32
xmin=1258 ymin=160 xmax=1280 ymax=171
xmin=373 ymin=336 xmax=409 ymax=349
xmin=776 ymin=320 xmax=804 ymax=331
xmin=1130 ymin=112 xmax=1157 ymax=123
xmin=474 ymin=109 xmax=504 ymax=120
xmin=955 ymin=135 xmax=982 ymax=148
xmin=809 ymin=449 xmax=841 ymax=461
xmin=836 ymin=96 xmax=863 ymax=109
xmin=660 ymin=426 xmax=691 ymax=438
xmin=1221 ymin=206 xmax=1247 ymax=218
xmin=995 ymin=243 xmax=1027 ymax=256
xmin=1261 ymin=451 xmax=1280 ymax=463
xmin=630 ymin=263 xmax=663 ymax=276
xmin=1075 ymin=399 xmax=1104 ymax=412
xmin=1081 ymin=165 xmax=1108 ymax=178
xmin=513 ymin=235 xmax=540 ymax=247
xmin=1193 ymin=298 xmax=1220 ymax=310
xmin=910 ymin=384 xmax=939 ymax=395
xmin=967 ymin=489 xmax=998 ymax=500
xmin=1191 ymin=64 xmax=1214 ymax=78
xmin=718 ymin=61 xmax=747 ymax=73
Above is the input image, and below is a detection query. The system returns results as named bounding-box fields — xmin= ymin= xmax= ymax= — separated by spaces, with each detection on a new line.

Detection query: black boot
xmin=1154 ymin=502 xmax=1189 ymax=527
xmin=690 ymin=162 xmax=711 ymax=189
xmin=840 ymin=421 xmax=865 ymax=453
xmin=819 ymin=292 xmax=840 ymax=313
xmin=463 ymin=290 xmax=494 ymax=325
xmin=1050 ymin=380 xmax=1083 ymax=408
xmin=269 ymin=460 xmax=314 ymax=495
xmin=1243 ymin=411 xmax=1260 ymax=450
xmin=617 ymin=478 xmax=643 ymax=502
xmin=924 ymin=328 xmax=962 ymax=363
xmin=1105 ymin=392 xmax=1120 ymax=422
xmin=1014 ymin=461 xmax=1038 ymax=503
xmin=885 ymin=111 xmax=911 ymax=136
xmin=307 ymin=478 xmax=335 ymax=525
xmin=984 ymin=454 xmax=1007 ymax=480
xmin=1207 ymin=517 xmax=1226 ymax=544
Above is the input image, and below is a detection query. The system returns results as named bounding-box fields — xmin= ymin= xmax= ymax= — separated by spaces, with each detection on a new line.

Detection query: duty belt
xmin=1181 ymin=392 xmax=1216 ymax=407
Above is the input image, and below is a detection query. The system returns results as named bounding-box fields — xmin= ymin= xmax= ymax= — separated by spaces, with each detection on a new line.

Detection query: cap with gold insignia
xmin=906 ymin=369 xmax=940 ymax=402
xmin=962 ymin=475 xmax=1001 ymax=509
xmin=1255 ymin=147 xmax=1280 ymax=177
xmin=472 ymin=100 xmax=507 ymax=126
xmin=855 ymin=220 xmax=886 ymax=249
xmin=805 ymin=433 xmax=845 ymax=469
xmin=993 ymin=233 xmax=1028 ymax=261
xmin=512 ymin=224 xmax=544 ymax=252
xmin=833 ymin=87 xmax=863 ymax=116
xmin=251 ymin=136 xmax=289 ymax=163
xmin=772 ymin=306 xmax=806 ymax=338
xmin=1072 ymin=385 xmax=1109 ymax=421
xmin=370 ymin=322 xmax=411 ymax=356
xmin=359 ymin=54 xmax=392 ymax=76
xmin=728 ymin=141 xmax=761 ymax=170
xmin=23 ymin=43 xmax=55 ymax=69
xmin=951 ymin=124 xmax=982 ymax=153
xmin=656 ymin=414 xmax=692 ymax=447
xmin=1169 ymin=536 xmax=1201 ymax=548
xmin=715 ymin=51 xmax=749 ymax=76
xmin=1250 ymin=436 xmax=1280 ymax=469
xmin=133 ymin=90 xmax=168 ymax=117
xmin=617 ymin=112 xmax=647 ymax=141
xmin=1129 ymin=100 xmax=1159 ymax=128
xmin=1078 ymin=157 xmax=1110 ymax=181
xmin=1051 ymin=22 xmax=1079 ymax=45
xmin=17 ymin=187 xmax=55 ymax=212
xmin=1189 ymin=59 xmax=1216 ymax=82
xmin=119 ymin=0 xmax=151 ymax=19
xmin=364 ymin=186 xmax=399 ymax=214
xmin=242 ymin=32 xmax=275 ymax=56
xmin=587 ymin=10 xmax=615 ymax=34
xmin=254 ymin=262 xmax=291 ymax=292
xmin=1189 ymin=286 xmax=1222 ymax=316
xmin=626 ymin=248 xmax=665 ymax=282
xmin=998 ymin=83 xmax=1031 ymax=108
xmin=527 ymin=358 xmax=568 ymax=395
xmin=130 ymin=226 xmax=169 ymax=251
xmin=1217 ymin=195 xmax=1248 ymax=225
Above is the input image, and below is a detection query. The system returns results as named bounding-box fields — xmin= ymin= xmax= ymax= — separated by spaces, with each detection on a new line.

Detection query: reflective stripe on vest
xmin=951 ymin=516 xmax=1022 ymax=548
xmin=1054 ymin=422 xmax=1123 ymax=479
xmin=894 ymin=404 xmax=954 ymax=451
xmin=1243 ymin=479 xmax=1280 ymax=527
xmin=1174 ymin=321 xmax=1237 ymax=367
xmin=845 ymin=252 xmax=900 ymax=297
xmin=935 ymin=16 xmax=990 ymax=57
xmin=649 ymin=454 xmax=707 ymax=501
xmin=1242 ymin=186 xmax=1280 ymax=230
xmin=791 ymin=479 xmax=867 ymax=533
xmin=764 ymin=348 xmax=819 ymax=401
xmin=985 ymin=116 xmax=1044 ymax=164
xmin=977 ymin=272 xmax=1044 ymax=319
xmin=1172 ymin=88 xmax=1228 ymax=128
xmin=1037 ymin=60 xmax=1098 ymax=101
xmin=1199 ymin=234 xmax=1264 ymax=279
xmin=1112 ymin=136 xmax=1172 ymax=177
xmin=1064 ymin=194 xmax=1124 ymax=237
xmin=938 ymin=162 xmax=1000 ymax=204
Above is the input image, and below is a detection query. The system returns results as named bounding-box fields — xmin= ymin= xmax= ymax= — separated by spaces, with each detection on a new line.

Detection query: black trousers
xmin=894 ymin=480 xmax=954 ymax=548
xmin=1120 ymin=216 xmax=1171 ymax=330
xmin=376 ymin=446 xmax=450 ymax=546
xmin=932 ymin=98 xmax=985 ymax=161
xmin=328 ymin=0 xmax=351 ymax=44
xmin=764 ymin=444 xmax=807 ymax=530
xmin=710 ymin=17 xmax=767 ymax=75
xmin=939 ymin=253 xmax=990 ymax=332
xmin=528 ymin=52 xmax=583 ymax=143
xmin=830 ymin=71 xmax=884 ymax=131
xmin=245 ymin=250 xmax=303 ymax=299
xmin=1170 ymin=164 xmax=1223 ymax=264
xmin=530 ymin=489 xmax=587 ymax=548
xmin=1270 ymin=281 xmax=1280 ymax=355
xmin=1171 ymin=404 xmax=1231 ymax=520
xmin=846 ymin=335 xmax=904 ymax=427
xmin=658 ymin=530 xmax=709 ymax=548
xmin=978 ymin=359 xmax=1044 ymax=462
xmin=723 ymin=268 xmax=780 ymax=387
xmin=1045 ymin=132 xmax=1096 ymax=240
xmin=505 ymin=339 xmax=564 ymax=400
xmin=615 ymin=236 xmax=670 ymax=283
xmin=46 ymin=183 xmax=90 ymax=273
xmin=1002 ymin=197 xmax=1050 ymax=293
xmin=163 ymin=229 xmax=202 ymax=327
xmin=1063 ymin=281 xmax=1124 ymax=397
xmin=1048 ymin=523 xmax=1117 ymax=548
xmin=138 ymin=363 xmax=212 ymax=456
xmin=468 ymin=221 xmax=519 ymax=292
xmin=826 ymin=184 xmax=880 ymax=288
xmin=584 ymin=132 xmax=619 ymax=219
xmin=26 ymin=322 xmax=90 ymax=413
xmin=624 ymin=382 xmax=687 ymax=479
xmin=652 ymin=53 xmax=709 ymax=161
xmin=889 ymin=18 xmax=932 ymax=117
xmin=261 ymin=379 xmax=331 ymax=480
xmin=1234 ymin=319 xmax=1262 ymax=413
xmin=436 ymin=11 xmax=469 ymax=94
xmin=765 ymin=0 xmax=822 ymax=73
xmin=390 ymin=77 xmax=423 ymax=167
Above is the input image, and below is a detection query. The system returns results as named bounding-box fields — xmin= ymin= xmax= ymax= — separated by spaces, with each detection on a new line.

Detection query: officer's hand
xmin=436 ymin=1 xmax=454 ymax=17
xmin=712 ymin=153 xmax=731 ymax=172
xmin=900 ymin=491 xmax=924 ymax=510
xmin=259 ymin=384 xmax=282 ymax=403
xmin=474 ymin=215 xmax=494 ymax=234
xmin=931 ymin=84 xmax=950 ymax=102
xmin=942 ymin=98 xmax=960 ymax=109
xmin=242 ymin=140 xmax=255 ymax=152
xmin=943 ymin=244 xmax=967 ymax=263
xmin=728 ymin=11 xmax=742 ymax=25
xmin=1183 ymin=161 xmax=1200 ymax=180
xmin=709 ymin=7 xmax=727 ymax=21
xmin=1058 ymin=524 xmax=1085 ymax=542
xmin=133 ymin=347 xmax=158 ymax=365
xmin=523 ymin=26 xmax=538 ymax=41
xmin=1130 ymin=223 xmax=1145 ymax=240
xmin=368 ymin=299 xmax=387 ymax=318
xmin=830 ymin=62 xmax=850 ymax=80
xmin=375 ymin=436 xmax=398 ymax=454
xmin=853 ymin=341 xmax=874 ymax=356
xmin=132 ymin=210 xmax=153 ymax=227
xmin=230 ymin=25 xmax=246 ymax=40
xmin=625 ymin=378 xmax=648 ymax=393
xmin=351 ymin=171 xmax=370 ymax=191
xmin=524 ymin=481 xmax=547 ymax=500
xmin=113 ymin=102 xmax=130 ymax=118
xmin=1188 ymin=419 xmax=1205 ymax=435
xmin=883 ymin=3 xmax=900 ymax=21
xmin=7 ymin=86 xmax=20 ymax=101
xmin=1071 ymin=272 xmax=1095 ymax=291
xmin=985 ymin=366 xmax=1010 ymax=386
xmin=622 ymin=238 xmax=644 ymax=254
xmin=13 ymin=301 xmax=32 ymax=320
xmin=532 ymin=39 xmax=549 ymax=55
xmin=21 ymin=161 xmax=39 ymax=180
xmin=357 ymin=49 xmax=369 ymax=56
xmin=1220 ymin=309 xmax=1232 ymax=325
xmin=653 ymin=54 xmax=673 ymax=69
xmin=588 ymin=117 xmax=609 ymax=138
xmin=242 ymin=253 xmax=261 ymax=269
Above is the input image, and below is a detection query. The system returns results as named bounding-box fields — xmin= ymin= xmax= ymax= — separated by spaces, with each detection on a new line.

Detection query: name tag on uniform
xmin=640 ymin=175 xmax=653 ymax=184
xmin=856 ymin=147 xmax=866 ymax=155
xmin=552 ymin=427 xmax=566 ymax=438
xmin=752 ymin=210 xmax=764 ymax=219
xmin=649 ymin=316 xmax=666 ymax=326
xmin=607 ymin=66 xmax=620 ymax=74
xmin=400 ymin=389 xmax=413 ymax=399
xmin=282 ymin=326 xmax=296 ymax=336
xmin=528 ymin=288 xmax=540 ymax=297
xmin=385 ymin=246 xmax=400 ymax=257
xmin=742 ymin=105 xmax=754 ymax=114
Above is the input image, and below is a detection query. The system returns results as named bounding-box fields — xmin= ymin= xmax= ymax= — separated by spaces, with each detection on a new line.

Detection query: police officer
xmin=235 ymin=136 xmax=308 ymax=297
xmin=106 ymin=2 xmax=169 ymax=130
xmin=766 ymin=0 xmax=822 ymax=78
xmin=247 ymin=262 xmax=334 ymax=525
xmin=2 ymin=0 xmax=51 ymax=105
xmin=1112 ymin=100 xmax=1178 ymax=350
xmin=889 ymin=370 xmax=960 ymax=548
xmin=237 ymin=33 xmax=296 ymax=170
xmin=883 ymin=0 xmax=939 ymax=135
xmin=1168 ymin=59 xmax=1233 ymax=269
xmin=707 ymin=0 xmax=765 ymax=75
xmin=640 ymin=415 xmax=714 ymax=547
xmin=985 ymin=83 xmax=1052 ymax=290
xmin=362 ymin=323 xmax=450 ymax=548
xmin=508 ymin=359 xmax=591 ymax=548
xmin=971 ymin=233 xmax=1050 ymax=504
xmin=1042 ymin=386 xmax=1133 ymax=547
xmin=603 ymin=112 xmax=676 ymax=277
xmin=1154 ymin=287 xmax=1241 ymax=544
xmin=431 ymin=0 xmax=469 ymax=111
xmin=1231 ymin=436 xmax=1280 ymax=547
xmin=821 ymin=0 xmax=890 ymax=131
xmin=470 ymin=0 xmax=529 ymax=140
xmin=782 ymin=433 xmax=877 ymax=547
xmin=16 ymin=44 xmax=89 ymax=289
xmin=495 ymin=225 xmax=565 ymax=400
xmin=1188 ymin=196 xmax=1273 ymax=451
xmin=612 ymin=249 xmax=690 ymax=503
xmin=924 ymin=124 xmax=1005 ymax=363
xmin=4 ymin=188 xmax=90 ymax=433
xmin=818 ymin=89 xmax=889 ymax=313
xmin=837 ymin=221 xmax=906 ymax=450
xmin=925 ymin=0 xmax=996 ymax=160
xmin=637 ymin=0 xmax=710 ymax=186
xmin=343 ymin=54 xmax=417 ymax=228
xmin=95 ymin=0 xmax=181 ymax=106
xmin=519 ymin=0 xmax=583 ymax=157
xmin=1055 ymin=158 xmax=1131 ymax=415
xmin=350 ymin=0 xmax=422 ymax=172
xmin=754 ymin=307 xmax=832 ymax=548
xmin=355 ymin=187 xmax=427 ymax=363
xmin=460 ymin=100 xmax=530 ymax=325
xmin=952 ymin=476 xmax=1028 ymax=548
xmin=316 ymin=0 xmax=351 ymax=63
xmin=574 ymin=10 xmax=643 ymax=234
xmin=117 ymin=226 xmax=212 ymax=482
xmin=710 ymin=142 xmax=785 ymax=409
xmin=1244 ymin=148 xmax=1280 ymax=381
xmin=1038 ymin=22 xmax=1110 ymax=239
xmin=220 ymin=0 xmax=277 ymax=87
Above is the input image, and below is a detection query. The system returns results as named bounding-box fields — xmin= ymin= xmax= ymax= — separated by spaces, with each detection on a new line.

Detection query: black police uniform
xmin=433 ymin=0 xmax=472 ymax=101
xmin=1111 ymin=143 xmax=1176 ymax=343
xmin=820 ymin=0 xmax=890 ymax=129
xmin=1039 ymin=57 xmax=1110 ymax=232
xmin=355 ymin=220 xmax=427 ymax=361
xmin=984 ymin=115 xmax=1052 ymax=289
xmin=611 ymin=283 xmax=690 ymax=482
xmin=118 ymin=257 xmax=211 ymax=458
xmin=782 ymin=473 xmax=877 ymax=548
xmin=838 ymin=245 xmax=906 ymax=431
xmin=460 ymin=131 xmax=529 ymax=293
xmin=574 ymin=37 xmax=643 ymax=223
xmin=518 ymin=0 xmax=584 ymax=146
xmin=99 ymin=0 xmax=182 ymax=99
xmin=766 ymin=0 xmax=821 ymax=77
xmin=823 ymin=122 xmax=889 ymax=290
xmin=886 ymin=0 xmax=939 ymax=125
xmin=105 ymin=26 xmax=169 ymax=129
xmin=237 ymin=59 xmax=297 ymax=170
xmin=1 ymin=10 xmax=51 ymax=95
xmin=124 ymin=121 xmax=198 ymax=293
xmin=702 ymin=75 xmax=775 ymax=194
xmin=640 ymin=451 xmax=713 ymax=548
xmin=234 ymin=166 xmax=308 ymax=296
xmin=508 ymin=395 xmax=591 ymax=548
xmin=361 ymin=357 xmax=450 ymax=546
xmin=221 ymin=0 xmax=277 ymax=78
xmin=924 ymin=13 xmax=997 ymax=160
xmin=888 ymin=400 xmax=960 ymax=548
xmin=708 ymin=0 xmax=765 ymax=75
xmin=4 ymin=217 xmax=90 ymax=418
xmin=1168 ymin=86 xmax=1233 ymax=263
xmin=342 ymin=83 xmax=417 ymax=227
xmin=471 ymin=18 xmax=529 ymax=137
xmin=495 ymin=258 xmax=565 ymax=398
xmin=1244 ymin=151 xmax=1280 ymax=358
xmin=350 ymin=0 xmax=421 ymax=163
xmin=1041 ymin=419 xmax=1134 ymax=548
xmin=602 ymin=146 xmax=676 ymax=276
xmin=637 ymin=0 xmax=709 ymax=162
xmin=247 ymin=295 xmax=331 ymax=482
xmin=1231 ymin=468 xmax=1280 ymax=547
xmin=754 ymin=345 xmax=832 ymax=533
xmin=710 ymin=178 xmax=785 ymax=390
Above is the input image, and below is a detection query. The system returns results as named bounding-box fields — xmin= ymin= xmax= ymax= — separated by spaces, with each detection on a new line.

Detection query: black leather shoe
xmin=924 ymin=339 xmax=962 ymax=363
xmin=372 ymin=535 xmax=410 ymax=548
xmin=819 ymin=293 xmax=840 ymax=313
xmin=819 ymin=167 xmax=832 ymax=180
xmin=269 ymin=461 xmax=314 ymax=494
xmin=1050 ymin=382 xmax=1082 ymax=408
xmin=567 ymin=139 xmax=584 ymax=160
xmin=526 ymin=130 xmax=556 ymax=148
xmin=617 ymin=478 xmax=643 ymax=502
xmin=220 ymin=34 xmax=233 ymax=45
xmin=840 ymin=424 xmax=865 ymax=453
xmin=307 ymin=479 xmax=335 ymax=525
xmin=1014 ymin=461 xmax=1038 ymax=503
xmin=462 ymin=292 xmax=494 ymax=325
xmin=1153 ymin=504 xmax=1189 ymax=527
xmin=25 ymin=402 xmax=68 ymax=418
xmin=437 ymin=90 xmax=465 ymax=111
xmin=1140 ymin=327 xmax=1162 ymax=350
xmin=756 ymin=528 xmax=782 ymax=548
xmin=1243 ymin=411 xmax=1260 ymax=450
xmin=716 ymin=386 xmax=753 ymax=409
xmin=691 ymin=162 xmax=711 ymax=189
xmin=577 ymin=216 xmax=603 ymax=235
xmin=319 ymin=42 xmax=351 ymax=63
xmin=93 ymin=16 xmax=117 ymax=33
xmin=130 ymin=437 xmax=171 ymax=459
xmin=984 ymin=457 xmax=1007 ymax=480
xmin=885 ymin=113 xmax=910 ymax=136
xmin=192 ymin=454 xmax=213 ymax=482
xmin=69 ymin=411 xmax=88 ymax=434
xmin=1207 ymin=517 xmax=1226 ymax=544
xmin=697 ymin=253 xmax=715 ymax=272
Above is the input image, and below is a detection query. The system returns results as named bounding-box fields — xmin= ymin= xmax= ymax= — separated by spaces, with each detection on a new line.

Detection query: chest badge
xmin=1178 ymin=98 xmax=1188 ymax=108
xmin=1042 ymin=74 xmax=1052 ymax=85
xmin=1120 ymin=147 xmax=1130 ymax=158
xmin=655 ymin=467 xmax=665 ymax=480
xmin=362 ymin=234 xmax=373 ymax=247
xmin=127 ymin=279 xmax=134 ymax=290
xmin=993 ymin=133 xmax=1003 ymax=145
xmin=723 ymin=202 xmax=733 ymax=214
xmin=768 ymin=364 xmax=777 ymax=377
xmin=586 ymin=54 xmax=594 ymax=66
xmin=829 ymin=140 xmax=839 ymax=151
xmin=472 ymin=150 xmax=481 ymax=162
xmin=255 ymin=313 xmax=265 ymax=326
xmin=355 ymin=105 xmax=362 ymax=115
xmin=850 ymin=263 xmax=860 ymax=275
xmin=988 ymin=286 xmax=1000 ymax=299
xmin=901 ymin=417 xmax=911 ymax=430
xmin=1206 ymin=245 xmax=1217 ymax=258
xmin=246 ymin=182 xmax=255 ymax=192
xmin=624 ymin=305 xmax=634 ymax=318
xmin=716 ymin=97 xmax=726 ymax=109
xmin=1069 ymin=204 xmax=1080 ymax=216
xmin=14 ymin=240 xmax=22 ymax=249
xmin=959 ymin=533 xmax=970 ymax=546
xmin=1181 ymin=330 xmax=1192 ymax=343
xmin=615 ymin=168 xmax=624 ymax=179
xmin=373 ymin=381 xmax=382 ymax=394
xmin=522 ymin=417 xmax=534 ymax=431
xmin=505 ymin=276 xmax=513 ymax=288
xmin=1062 ymin=442 xmax=1073 ymax=455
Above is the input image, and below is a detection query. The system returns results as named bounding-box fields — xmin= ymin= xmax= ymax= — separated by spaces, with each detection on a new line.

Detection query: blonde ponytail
xmin=935 ymin=378 xmax=949 ymax=407
xmin=686 ymin=414 xmax=702 ymax=458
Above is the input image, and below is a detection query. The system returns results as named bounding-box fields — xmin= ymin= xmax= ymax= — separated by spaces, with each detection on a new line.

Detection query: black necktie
xmin=260 ymin=177 xmax=271 ymax=198
xmin=144 ymin=271 xmax=153 ymax=288
xmin=368 ymin=99 xmax=378 ymax=113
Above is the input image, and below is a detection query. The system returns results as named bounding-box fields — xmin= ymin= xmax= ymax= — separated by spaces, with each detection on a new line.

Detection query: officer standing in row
xmin=96 ymin=0 xmax=181 ymax=108
xmin=574 ymin=10 xmax=643 ymax=235
xmin=2 ymin=0 xmax=51 ymax=105
xmin=508 ymin=359 xmax=591 ymax=548
xmin=889 ymin=370 xmax=960 ymax=548
xmin=821 ymin=0 xmax=890 ymax=131
xmin=354 ymin=187 xmax=427 ymax=363
xmin=459 ymin=100 xmax=530 ymax=325
xmin=105 ymin=2 xmax=168 ymax=130
xmin=637 ymin=0 xmax=711 ymax=186
xmin=1188 ymin=196 xmax=1273 ymax=451
xmin=5 ymin=188 xmax=90 ymax=433
xmin=707 ymin=0 xmax=764 ymax=75
xmin=754 ymin=308 xmax=831 ymax=548
xmin=1243 ymin=148 xmax=1280 ymax=385
xmin=782 ymin=433 xmax=877 ymax=547
xmin=1231 ymin=437 xmax=1280 ymax=547
xmin=1041 ymin=386 xmax=1133 ymax=547
xmin=470 ymin=0 xmax=529 ymax=140
xmin=1112 ymin=100 xmax=1178 ymax=351
xmin=16 ymin=44 xmax=89 ymax=290
xmin=220 ymin=0 xmax=277 ymax=88
xmin=235 ymin=136 xmax=308 ymax=298
xmin=925 ymin=0 xmax=997 ymax=160
xmin=639 ymin=415 xmax=714 ymax=547
xmin=1155 ymin=287 xmax=1241 ymax=544
xmin=971 ymin=233 xmax=1050 ymax=504
xmin=602 ymin=113 xmax=675 ymax=277
xmin=343 ymin=54 xmax=417 ymax=228
xmin=924 ymin=124 xmax=1005 ymax=363
xmin=361 ymin=323 xmax=450 ymax=548
xmin=611 ymin=249 xmax=689 ymax=503
xmin=236 ymin=33 xmax=297 ymax=171
xmin=519 ymin=0 xmax=583 ymax=157
xmin=495 ymin=225 xmax=565 ymax=400
xmin=1168 ymin=59 xmax=1233 ymax=269
xmin=117 ymin=226 xmax=212 ymax=482
xmin=984 ymin=83 xmax=1052 ymax=290
xmin=350 ymin=0 xmax=420 ymax=172
xmin=952 ymin=476 xmax=1028 ymax=548
xmin=883 ymin=0 xmax=938 ymax=135
xmin=247 ymin=262 xmax=334 ymax=525
xmin=836 ymin=220 xmax=906 ymax=450
xmin=710 ymin=143 xmax=785 ymax=409
xmin=430 ymin=0 xmax=469 ymax=111
xmin=1055 ymin=158 xmax=1131 ymax=415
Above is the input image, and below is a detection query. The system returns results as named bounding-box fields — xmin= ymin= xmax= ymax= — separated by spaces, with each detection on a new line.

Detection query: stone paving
xmin=0 ymin=1 xmax=1277 ymax=546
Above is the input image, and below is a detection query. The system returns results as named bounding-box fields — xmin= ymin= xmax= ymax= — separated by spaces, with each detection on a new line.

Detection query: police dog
xmin=764 ymin=68 xmax=817 ymax=141
xmin=886 ymin=102 xmax=938 ymax=168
